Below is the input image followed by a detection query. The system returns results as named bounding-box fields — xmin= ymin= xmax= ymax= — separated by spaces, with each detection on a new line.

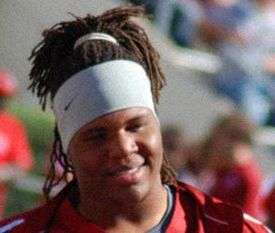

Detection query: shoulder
xmin=0 ymin=217 xmax=25 ymax=233
xmin=243 ymin=213 xmax=273 ymax=233
xmin=176 ymin=181 xmax=272 ymax=232
xmin=0 ymin=203 xmax=52 ymax=232
xmin=0 ymin=184 xmax=74 ymax=233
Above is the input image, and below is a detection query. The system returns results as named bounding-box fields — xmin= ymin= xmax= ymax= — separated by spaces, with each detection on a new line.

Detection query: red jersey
xmin=0 ymin=182 xmax=271 ymax=233
xmin=264 ymin=184 xmax=275 ymax=220
xmin=209 ymin=160 xmax=263 ymax=218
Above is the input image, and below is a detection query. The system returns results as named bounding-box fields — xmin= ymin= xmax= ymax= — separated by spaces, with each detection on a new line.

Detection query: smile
xmin=108 ymin=164 xmax=144 ymax=176
xmin=107 ymin=164 xmax=146 ymax=185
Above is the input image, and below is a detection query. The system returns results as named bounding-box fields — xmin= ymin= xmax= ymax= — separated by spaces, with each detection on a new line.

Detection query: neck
xmin=77 ymin=182 xmax=168 ymax=232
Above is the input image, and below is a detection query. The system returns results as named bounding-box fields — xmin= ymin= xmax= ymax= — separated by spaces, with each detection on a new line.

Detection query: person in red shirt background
xmin=204 ymin=112 xmax=264 ymax=219
xmin=0 ymin=70 xmax=33 ymax=218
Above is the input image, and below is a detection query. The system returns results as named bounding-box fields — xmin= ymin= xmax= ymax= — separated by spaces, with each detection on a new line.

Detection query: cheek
xmin=142 ymin=128 xmax=163 ymax=165
xmin=70 ymin=150 xmax=103 ymax=176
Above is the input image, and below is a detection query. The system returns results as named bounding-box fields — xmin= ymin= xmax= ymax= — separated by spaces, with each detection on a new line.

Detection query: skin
xmin=68 ymin=107 xmax=167 ymax=232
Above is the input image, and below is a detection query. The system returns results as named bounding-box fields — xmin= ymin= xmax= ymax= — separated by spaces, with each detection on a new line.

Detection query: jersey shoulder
xmin=0 ymin=202 xmax=53 ymax=232
xmin=0 ymin=185 xmax=73 ymax=233
xmin=243 ymin=213 xmax=273 ymax=233
xmin=177 ymin=181 xmax=272 ymax=233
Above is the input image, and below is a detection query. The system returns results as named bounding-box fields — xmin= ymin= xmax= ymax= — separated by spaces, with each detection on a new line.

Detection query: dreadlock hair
xmin=29 ymin=5 xmax=176 ymax=200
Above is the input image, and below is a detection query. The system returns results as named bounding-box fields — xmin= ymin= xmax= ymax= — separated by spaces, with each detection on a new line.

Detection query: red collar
xmin=55 ymin=185 xmax=190 ymax=233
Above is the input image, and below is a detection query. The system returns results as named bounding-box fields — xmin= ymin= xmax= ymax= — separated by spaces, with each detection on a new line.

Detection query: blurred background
xmin=1 ymin=0 xmax=275 ymax=229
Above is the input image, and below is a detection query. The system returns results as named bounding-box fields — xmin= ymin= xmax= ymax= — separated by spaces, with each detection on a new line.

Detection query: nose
xmin=108 ymin=131 xmax=138 ymax=159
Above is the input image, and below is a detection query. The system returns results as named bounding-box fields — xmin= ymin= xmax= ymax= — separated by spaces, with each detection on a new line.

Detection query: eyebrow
xmin=127 ymin=115 xmax=148 ymax=124
xmin=84 ymin=111 xmax=150 ymax=133
xmin=129 ymin=109 xmax=152 ymax=119
xmin=84 ymin=127 xmax=106 ymax=136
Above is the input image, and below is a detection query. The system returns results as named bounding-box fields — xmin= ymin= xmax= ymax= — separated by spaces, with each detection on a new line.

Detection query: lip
xmin=107 ymin=165 xmax=142 ymax=176
xmin=106 ymin=164 xmax=145 ymax=185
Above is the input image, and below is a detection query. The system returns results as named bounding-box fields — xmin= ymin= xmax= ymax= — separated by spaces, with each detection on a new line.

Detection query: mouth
xmin=107 ymin=164 xmax=144 ymax=176
xmin=106 ymin=163 xmax=146 ymax=185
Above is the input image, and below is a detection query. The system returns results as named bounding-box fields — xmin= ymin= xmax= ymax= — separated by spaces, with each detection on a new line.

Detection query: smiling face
xmin=68 ymin=107 xmax=164 ymax=205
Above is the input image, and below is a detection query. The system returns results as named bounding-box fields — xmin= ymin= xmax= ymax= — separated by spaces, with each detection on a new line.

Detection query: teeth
xmin=120 ymin=167 xmax=138 ymax=174
xmin=128 ymin=167 xmax=138 ymax=174
xmin=114 ymin=166 xmax=140 ymax=176
xmin=107 ymin=163 xmax=145 ymax=176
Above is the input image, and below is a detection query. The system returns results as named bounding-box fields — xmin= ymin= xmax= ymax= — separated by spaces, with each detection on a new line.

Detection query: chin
xmin=108 ymin=182 xmax=150 ymax=205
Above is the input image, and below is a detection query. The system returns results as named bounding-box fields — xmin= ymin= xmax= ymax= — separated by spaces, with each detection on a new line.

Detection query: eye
xmin=85 ymin=129 xmax=107 ymax=142
xmin=126 ymin=121 xmax=146 ymax=132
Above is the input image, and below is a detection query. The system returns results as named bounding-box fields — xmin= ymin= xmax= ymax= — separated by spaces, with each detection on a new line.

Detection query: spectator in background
xmin=199 ymin=0 xmax=253 ymax=47
xmin=236 ymin=0 xmax=275 ymax=126
xmin=177 ymin=135 xmax=220 ymax=193
xmin=199 ymin=0 xmax=271 ymax=125
xmin=204 ymin=112 xmax=263 ymax=219
xmin=0 ymin=70 xmax=33 ymax=218
xmin=161 ymin=125 xmax=186 ymax=173
xmin=161 ymin=125 xmax=212 ymax=191
xmin=127 ymin=0 xmax=204 ymax=47
xmin=154 ymin=0 xmax=203 ymax=47
xmin=127 ymin=0 xmax=158 ymax=15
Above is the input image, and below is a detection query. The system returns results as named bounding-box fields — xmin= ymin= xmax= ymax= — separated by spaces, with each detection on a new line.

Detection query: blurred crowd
xmin=126 ymin=3 xmax=275 ymax=226
xmin=162 ymin=112 xmax=275 ymax=230
xmin=129 ymin=0 xmax=275 ymax=127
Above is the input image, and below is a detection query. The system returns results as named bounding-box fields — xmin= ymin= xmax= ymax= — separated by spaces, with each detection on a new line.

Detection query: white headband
xmin=53 ymin=60 xmax=156 ymax=152
xmin=74 ymin=32 xmax=118 ymax=49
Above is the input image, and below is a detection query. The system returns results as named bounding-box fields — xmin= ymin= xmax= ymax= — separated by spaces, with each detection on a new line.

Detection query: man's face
xmin=68 ymin=107 xmax=163 ymax=204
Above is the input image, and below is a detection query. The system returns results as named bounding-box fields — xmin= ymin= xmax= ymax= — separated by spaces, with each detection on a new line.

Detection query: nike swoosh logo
xmin=64 ymin=94 xmax=78 ymax=111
